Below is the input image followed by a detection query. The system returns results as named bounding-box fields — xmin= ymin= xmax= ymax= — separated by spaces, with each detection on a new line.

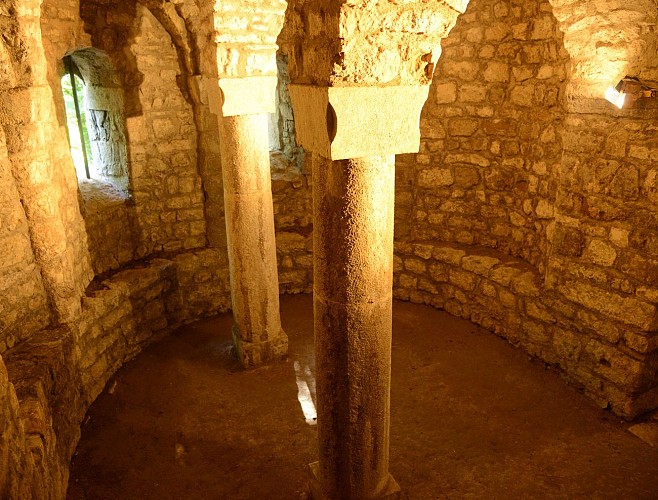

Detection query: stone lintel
xmin=209 ymin=76 xmax=278 ymax=117
xmin=288 ymin=84 xmax=430 ymax=160
xmin=231 ymin=325 xmax=288 ymax=369
xmin=308 ymin=462 xmax=401 ymax=500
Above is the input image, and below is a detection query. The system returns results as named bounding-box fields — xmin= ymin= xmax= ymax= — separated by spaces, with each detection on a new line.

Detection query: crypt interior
xmin=1 ymin=0 xmax=658 ymax=498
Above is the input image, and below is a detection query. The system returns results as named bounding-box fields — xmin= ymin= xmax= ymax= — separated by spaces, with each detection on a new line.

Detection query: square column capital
xmin=208 ymin=76 xmax=278 ymax=117
xmin=288 ymin=84 xmax=430 ymax=160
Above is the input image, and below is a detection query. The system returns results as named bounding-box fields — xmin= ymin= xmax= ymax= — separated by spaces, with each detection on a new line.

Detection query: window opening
xmin=62 ymin=55 xmax=93 ymax=179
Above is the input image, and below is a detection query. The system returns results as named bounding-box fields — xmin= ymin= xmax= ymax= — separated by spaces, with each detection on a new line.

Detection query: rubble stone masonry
xmin=1 ymin=0 xmax=658 ymax=496
xmin=394 ymin=0 xmax=658 ymax=418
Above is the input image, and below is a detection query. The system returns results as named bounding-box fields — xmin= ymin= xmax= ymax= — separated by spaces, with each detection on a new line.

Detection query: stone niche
xmin=396 ymin=0 xmax=569 ymax=275
xmin=68 ymin=48 xmax=129 ymax=187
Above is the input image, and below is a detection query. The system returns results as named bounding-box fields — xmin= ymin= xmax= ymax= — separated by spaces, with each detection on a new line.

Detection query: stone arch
xmin=548 ymin=0 xmax=658 ymax=101
xmin=398 ymin=0 xmax=569 ymax=274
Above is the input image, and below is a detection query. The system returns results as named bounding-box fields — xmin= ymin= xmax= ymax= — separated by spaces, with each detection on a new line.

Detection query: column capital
xmin=208 ymin=76 xmax=278 ymax=117
xmin=288 ymin=84 xmax=429 ymax=160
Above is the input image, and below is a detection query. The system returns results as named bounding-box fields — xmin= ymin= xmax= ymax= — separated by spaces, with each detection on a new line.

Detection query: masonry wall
xmin=393 ymin=0 xmax=658 ymax=418
xmin=128 ymin=5 xmax=207 ymax=254
xmin=0 ymin=1 xmax=233 ymax=496
xmin=0 ymin=130 xmax=51 ymax=354
xmin=395 ymin=0 xmax=569 ymax=274
xmin=272 ymin=159 xmax=313 ymax=294
xmin=1 ymin=0 xmax=658 ymax=497
xmin=2 ymin=0 xmax=95 ymax=326
xmin=78 ymin=181 xmax=140 ymax=275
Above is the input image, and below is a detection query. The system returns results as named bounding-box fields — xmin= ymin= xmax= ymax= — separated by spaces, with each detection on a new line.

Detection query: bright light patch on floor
xmin=293 ymin=361 xmax=317 ymax=425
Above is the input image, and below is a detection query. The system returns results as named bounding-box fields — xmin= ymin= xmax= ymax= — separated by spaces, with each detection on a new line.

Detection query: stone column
xmin=289 ymin=85 xmax=430 ymax=499
xmin=313 ymin=154 xmax=397 ymax=498
xmin=213 ymin=76 xmax=288 ymax=368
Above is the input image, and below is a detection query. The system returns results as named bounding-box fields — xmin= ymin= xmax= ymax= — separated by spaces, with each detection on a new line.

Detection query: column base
xmin=232 ymin=325 xmax=288 ymax=369
xmin=308 ymin=462 xmax=401 ymax=500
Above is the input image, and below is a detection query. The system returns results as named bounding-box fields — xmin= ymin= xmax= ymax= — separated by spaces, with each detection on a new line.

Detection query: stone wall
xmin=75 ymin=250 xmax=230 ymax=403
xmin=0 ymin=2 xmax=233 ymax=496
xmin=1 ymin=248 xmax=231 ymax=498
xmin=393 ymin=240 xmax=658 ymax=418
xmin=0 ymin=357 xmax=33 ymax=499
xmin=395 ymin=0 xmax=569 ymax=274
xmin=272 ymin=158 xmax=313 ymax=294
xmin=0 ymin=129 xmax=51 ymax=353
xmin=549 ymin=0 xmax=658 ymax=100
xmin=2 ymin=0 xmax=94 ymax=324
xmin=78 ymin=181 xmax=140 ymax=275
xmin=128 ymin=5 xmax=207 ymax=254
xmin=280 ymin=0 xmax=467 ymax=85
xmin=393 ymin=0 xmax=658 ymax=418
xmin=2 ymin=0 xmax=658 ymax=496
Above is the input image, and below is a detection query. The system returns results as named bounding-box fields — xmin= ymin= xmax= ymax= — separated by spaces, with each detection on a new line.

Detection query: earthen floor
xmin=68 ymin=294 xmax=658 ymax=499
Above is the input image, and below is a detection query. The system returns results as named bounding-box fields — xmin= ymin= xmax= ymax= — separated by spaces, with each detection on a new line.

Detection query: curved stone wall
xmin=395 ymin=0 xmax=569 ymax=274
xmin=393 ymin=0 xmax=658 ymax=419
xmin=393 ymin=240 xmax=658 ymax=418
xmin=1 ymin=0 xmax=658 ymax=497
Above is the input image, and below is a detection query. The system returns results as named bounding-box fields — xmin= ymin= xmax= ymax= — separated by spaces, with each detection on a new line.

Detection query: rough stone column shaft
xmin=289 ymin=83 xmax=430 ymax=499
xmin=219 ymin=113 xmax=287 ymax=367
xmin=311 ymin=154 xmax=399 ymax=499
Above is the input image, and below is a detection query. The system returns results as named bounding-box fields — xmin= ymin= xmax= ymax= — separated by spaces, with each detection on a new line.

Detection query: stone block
xmin=449 ymin=269 xmax=478 ymax=291
xmin=575 ymin=309 xmax=621 ymax=344
xmin=412 ymin=244 xmax=434 ymax=260
xmin=558 ymin=281 xmax=658 ymax=331
xmin=399 ymin=274 xmax=417 ymax=289
xmin=434 ymin=81 xmax=457 ymax=103
xmin=499 ymin=289 xmax=517 ymax=308
xmin=429 ymin=262 xmax=449 ymax=282
xmin=526 ymin=301 xmax=556 ymax=323
xmin=483 ymin=62 xmax=509 ymax=83
xmin=418 ymin=168 xmax=454 ymax=188
xmin=432 ymin=246 xmax=465 ymax=265
xmin=491 ymin=266 xmax=523 ymax=289
xmin=510 ymin=271 xmax=540 ymax=296
xmin=461 ymin=255 xmax=500 ymax=276
xmin=448 ymin=118 xmax=479 ymax=136
xmin=552 ymin=328 xmax=582 ymax=363
xmin=445 ymin=153 xmax=490 ymax=167
xmin=609 ymin=227 xmax=629 ymax=248
xmin=404 ymin=259 xmax=426 ymax=274
xmin=524 ymin=321 xmax=550 ymax=345
xmin=624 ymin=331 xmax=658 ymax=355
xmin=480 ymin=280 xmax=497 ymax=297
xmin=583 ymin=340 xmax=644 ymax=390
xmin=289 ymin=85 xmax=430 ymax=159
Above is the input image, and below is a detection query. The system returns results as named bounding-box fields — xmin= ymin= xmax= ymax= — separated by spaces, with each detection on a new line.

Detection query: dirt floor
xmin=67 ymin=294 xmax=658 ymax=499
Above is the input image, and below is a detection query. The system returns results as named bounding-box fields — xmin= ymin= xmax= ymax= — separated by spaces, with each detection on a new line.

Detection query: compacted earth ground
xmin=68 ymin=294 xmax=658 ymax=499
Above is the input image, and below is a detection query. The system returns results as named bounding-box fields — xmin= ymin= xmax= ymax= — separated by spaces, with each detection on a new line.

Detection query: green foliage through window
xmin=61 ymin=69 xmax=94 ymax=179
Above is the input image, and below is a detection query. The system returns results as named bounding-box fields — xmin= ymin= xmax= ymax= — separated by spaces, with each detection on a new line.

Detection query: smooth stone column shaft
xmin=311 ymin=153 xmax=400 ymax=499
xmin=219 ymin=113 xmax=287 ymax=368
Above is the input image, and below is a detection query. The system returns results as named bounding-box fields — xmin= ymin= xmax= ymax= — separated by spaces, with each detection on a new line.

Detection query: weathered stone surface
xmin=220 ymin=113 xmax=288 ymax=366
xmin=461 ymin=255 xmax=500 ymax=276
xmin=3 ymin=0 xmax=658 ymax=495
xmin=559 ymin=281 xmax=657 ymax=331
xmin=397 ymin=0 xmax=568 ymax=276
xmin=280 ymin=0 xmax=462 ymax=86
